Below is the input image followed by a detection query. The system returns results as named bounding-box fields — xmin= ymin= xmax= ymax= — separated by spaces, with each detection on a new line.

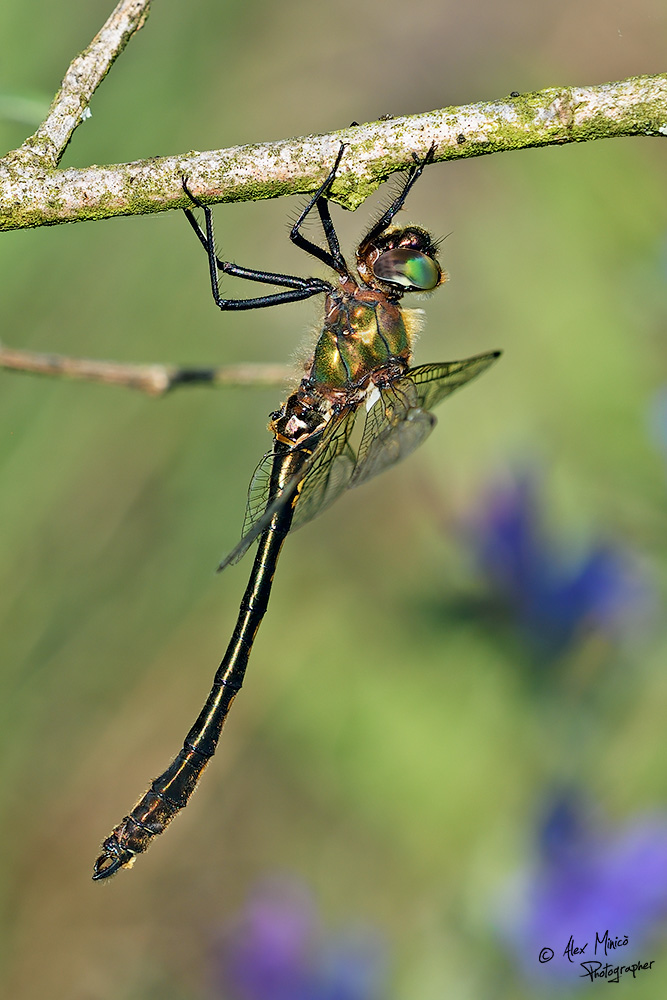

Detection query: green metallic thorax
xmin=308 ymin=285 xmax=411 ymax=389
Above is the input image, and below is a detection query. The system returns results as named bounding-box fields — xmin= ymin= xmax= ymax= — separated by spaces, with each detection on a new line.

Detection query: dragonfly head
xmin=356 ymin=226 xmax=445 ymax=299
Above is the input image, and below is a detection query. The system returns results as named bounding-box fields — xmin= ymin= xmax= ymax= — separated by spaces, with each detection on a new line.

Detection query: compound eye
xmin=372 ymin=248 xmax=440 ymax=290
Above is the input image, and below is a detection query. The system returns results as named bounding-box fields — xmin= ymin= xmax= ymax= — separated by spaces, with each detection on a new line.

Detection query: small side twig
xmin=6 ymin=0 xmax=151 ymax=173
xmin=0 ymin=344 xmax=292 ymax=396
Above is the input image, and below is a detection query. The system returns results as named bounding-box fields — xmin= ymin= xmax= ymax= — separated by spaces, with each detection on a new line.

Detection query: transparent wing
xmin=350 ymin=379 xmax=435 ymax=488
xmin=291 ymin=410 xmax=357 ymax=529
xmin=349 ymin=351 xmax=501 ymax=489
xmin=220 ymin=351 xmax=501 ymax=571
xmin=407 ymin=351 xmax=501 ymax=411
xmin=218 ymin=410 xmax=356 ymax=571
xmin=241 ymin=452 xmax=274 ymax=539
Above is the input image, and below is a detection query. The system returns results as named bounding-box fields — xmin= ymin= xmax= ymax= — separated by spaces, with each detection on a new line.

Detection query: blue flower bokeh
xmin=501 ymin=789 xmax=667 ymax=986
xmin=212 ymin=877 xmax=386 ymax=1000
xmin=467 ymin=472 xmax=650 ymax=659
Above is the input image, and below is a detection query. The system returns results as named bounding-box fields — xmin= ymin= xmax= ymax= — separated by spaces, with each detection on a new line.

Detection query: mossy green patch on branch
xmin=1 ymin=73 xmax=665 ymax=230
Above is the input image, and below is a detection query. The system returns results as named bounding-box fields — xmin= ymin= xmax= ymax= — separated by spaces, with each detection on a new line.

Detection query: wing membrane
xmin=218 ymin=410 xmax=355 ymax=570
xmin=292 ymin=410 xmax=357 ymax=529
xmin=351 ymin=379 xmax=433 ymax=488
xmin=240 ymin=452 xmax=274 ymax=539
xmin=407 ymin=351 xmax=501 ymax=410
xmin=219 ymin=351 xmax=501 ymax=571
xmin=349 ymin=352 xmax=500 ymax=489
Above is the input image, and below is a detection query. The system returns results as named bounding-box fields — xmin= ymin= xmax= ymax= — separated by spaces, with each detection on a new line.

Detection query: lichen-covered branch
xmin=0 ymin=59 xmax=666 ymax=231
xmin=0 ymin=0 xmax=665 ymax=235
xmin=0 ymin=344 xmax=292 ymax=395
xmin=1 ymin=6 xmax=665 ymax=393
xmin=3 ymin=0 xmax=151 ymax=176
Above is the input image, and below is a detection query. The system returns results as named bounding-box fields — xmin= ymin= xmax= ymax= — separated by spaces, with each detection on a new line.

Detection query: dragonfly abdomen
xmin=92 ymin=743 xmax=214 ymax=877
xmin=92 ymin=450 xmax=305 ymax=879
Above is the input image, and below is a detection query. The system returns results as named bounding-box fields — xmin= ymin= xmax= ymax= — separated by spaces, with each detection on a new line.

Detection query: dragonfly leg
xmin=182 ymin=180 xmax=331 ymax=311
xmin=357 ymin=143 xmax=438 ymax=254
xmin=289 ymin=144 xmax=349 ymax=275
xmin=314 ymin=197 xmax=348 ymax=274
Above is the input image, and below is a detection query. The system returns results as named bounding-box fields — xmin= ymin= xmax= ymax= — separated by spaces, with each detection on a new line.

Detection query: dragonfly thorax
xmin=308 ymin=285 xmax=413 ymax=390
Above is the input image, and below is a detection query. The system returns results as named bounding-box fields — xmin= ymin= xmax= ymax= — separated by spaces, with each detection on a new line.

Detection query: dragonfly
xmin=92 ymin=143 xmax=500 ymax=879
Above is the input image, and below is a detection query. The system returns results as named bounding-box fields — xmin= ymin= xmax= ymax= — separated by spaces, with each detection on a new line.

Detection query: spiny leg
xmin=182 ymin=203 xmax=313 ymax=289
xmin=315 ymin=196 xmax=347 ymax=274
xmin=182 ymin=180 xmax=331 ymax=311
xmin=357 ymin=144 xmax=438 ymax=254
xmin=289 ymin=144 xmax=349 ymax=275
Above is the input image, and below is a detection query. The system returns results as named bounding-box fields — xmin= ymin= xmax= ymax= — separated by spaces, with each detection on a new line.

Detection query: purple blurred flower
xmin=469 ymin=473 xmax=649 ymax=658
xmin=212 ymin=877 xmax=386 ymax=1000
xmin=502 ymin=791 xmax=667 ymax=985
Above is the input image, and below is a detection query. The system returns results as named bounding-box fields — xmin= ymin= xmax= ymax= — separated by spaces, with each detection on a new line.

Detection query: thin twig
xmin=0 ymin=0 xmax=664 ymax=234
xmin=3 ymin=0 xmax=151 ymax=177
xmin=0 ymin=344 xmax=293 ymax=396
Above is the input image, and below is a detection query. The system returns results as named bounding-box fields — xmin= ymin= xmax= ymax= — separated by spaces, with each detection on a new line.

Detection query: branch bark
xmin=1 ymin=3 xmax=665 ymax=391
xmin=0 ymin=344 xmax=293 ymax=395
xmin=5 ymin=0 xmax=151 ymax=175
xmin=0 ymin=0 xmax=664 ymax=231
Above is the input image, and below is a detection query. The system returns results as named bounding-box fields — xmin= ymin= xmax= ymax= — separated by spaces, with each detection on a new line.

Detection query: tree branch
xmin=3 ymin=0 xmax=151 ymax=178
xmin=0 ymin=0 xmax=664 ymax=233
xmin=2 ymin=5 xmax=665 ymax=394
xmin=0 ymin=344 xmax=292 ymax=395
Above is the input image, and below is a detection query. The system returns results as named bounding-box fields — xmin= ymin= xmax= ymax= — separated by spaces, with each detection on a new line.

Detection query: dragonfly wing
xmin=238 ymin=416 xmax=357 ymax=539
xmin=349 ymin=351 xmax=500 ymax=489
xmin=218 ymin=410 xmax=355 ymax=571
xmin=220 ymin=353 xmax=500 ymax=570
xmin=240 ymin=451 xmax=274 ymax=539
xmin=350 ymin=380 xmax=435 ymax=488
xmin=407 ymin=351 xmax=501 ymax=411
xmin=291 ymin=410 xmax=357 ymax=530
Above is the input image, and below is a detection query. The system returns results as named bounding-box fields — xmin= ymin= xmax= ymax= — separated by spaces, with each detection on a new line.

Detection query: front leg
xmin=182 ymin=182 xmax=331 ymax=312
xmin=289 ymin=144 xmax=349 ymax=275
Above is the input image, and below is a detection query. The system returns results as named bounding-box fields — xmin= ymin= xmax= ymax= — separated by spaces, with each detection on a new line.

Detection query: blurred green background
xmin=1 ymin=1 xmax=666 ymax=997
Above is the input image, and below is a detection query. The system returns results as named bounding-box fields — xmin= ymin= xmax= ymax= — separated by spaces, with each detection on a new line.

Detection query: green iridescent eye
xmin=372 ymin=248 xmax=440 ymax=290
